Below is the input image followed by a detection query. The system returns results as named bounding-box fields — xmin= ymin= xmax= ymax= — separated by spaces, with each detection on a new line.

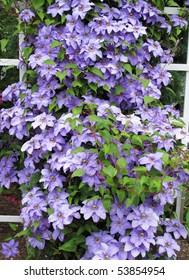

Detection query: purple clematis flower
xmin=110 ymin=215 xmax=131 ymax=235
xmin=40 ymin=168 xmax=66 ymax=192
xmin=139 ymin=152 xmax=164 ymax=171
xmin=164 ymin=219 xmax=188 ymax=239
xmin=92 ymin=243 xmax=119 ymax=260
xmin=31 ymin=112 xmax=56 ymax=130
xmin=2 ymin=239 xmax=19 ymax=258
xmin=156 ymin=233 xmax=180 ymax=258
xmin=19 ymin=9 xmax=35 ymax=23
xmin=127 ymin=204 xmax=159 ymax=231
xmin=80 ymin=199 xmax=106 ymax=222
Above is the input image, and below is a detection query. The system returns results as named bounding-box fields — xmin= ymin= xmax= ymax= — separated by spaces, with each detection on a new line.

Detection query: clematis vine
xmin=0 ymin=0 xmax=189 ymax=260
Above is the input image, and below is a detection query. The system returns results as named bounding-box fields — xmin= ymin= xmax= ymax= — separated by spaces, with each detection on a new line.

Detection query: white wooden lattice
xmin=0 ymin=7 xmax=188 ymax=223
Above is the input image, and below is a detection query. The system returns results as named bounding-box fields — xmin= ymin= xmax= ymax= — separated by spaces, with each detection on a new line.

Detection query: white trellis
xmin=0 ymin=32 xmax=25 ymax=223
xmin=0 ymin=7 xmax=189 ymax=224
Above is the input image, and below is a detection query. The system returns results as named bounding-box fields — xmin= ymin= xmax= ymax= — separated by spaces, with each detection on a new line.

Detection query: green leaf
xmin=88 ymin=115 xmax=105 ymax=123
xmin=99 ymin=129 xmax=111 ymax=144
xmin=103 ymin=84 xmax=111 ymax=92
xmin=162 ymin=153 xmax=169 ymax=166
xmin=116 ymin=189 xmax=126 ymax=203
xmin=163 ymin=176 xmax=175 ymax=183
xmin=48 ymin=97 xmax=57 ymax=113
xmin=65 ymin=63 xmax=78 ymax=69
xmin=132 ymin=166 xmax=148 ymax=172
xmin=116 ymin=157 xmax=127 ymax=169
xmin=26 ymin=122 xmax=32 ymax=133
xmin=50 ymin=40 xmax=62 ymax=49
xmin=15 ymin=228 xmax=31 ymax=238
xmin=71 ymin=168 xmax=85 ymax=178
xmin=144 ymin=95 xmax=155 ymax=105
xmin=9 ymin=223 xmax=18 ymax=231
xmin=72 ymin=80 xmax=82 ymax=87
xmin=37 ymin=11 xmax=45 ymax=20
xmin=72 ymin=69 xmax=82 ymax=78
xmin=45 ymin=19 xmax=55 ymax=26
xmin=31 ymin=0 xmax=45 ymax=9
xmin=61 ymin=14 xmax=66 ymax=24
xmin=136 ymin=68 xmax=143 ymax=76
xmin=57 ymin=49 xmax=65 ymax=61
xmin=30 ymin=172 xmax=41 ymax=187
xmin=102 ymin=165 xmax=117 ymax=178
xmin=126 ymin=198 xmax=133 ymax=208
xmin=56 ymin=71 xmax=67 ymax=83
xmin=47 ymin=208 xmax=54 ymax=215
xmin=0 ymin=38 xmax=8 ymax=52
xmin=99 ymin=186 xmax=105 ymax=197
xmin=72 ymin=106 xmax=83 ymax=116
xmin=23 ymin=46 xmax=33 ymax=61
xmin=152 ymin=0 xmax=164 ymax=10
xmin=43 ymin=59 xmax=56 ymax=65
xmin=89 ymin=83 xmax=98 ymax=92
xmin=71 ymin=147 xmax=85 ymax=154
xmin=34 ymin=221 xmax=40 ymax=231
xmin=123 ymin=63 xmax=133 ymax=75
xmin=171 ymin=121 xmax=184 ymax=128
xmin=114 ymin=85 xmax=125 ymax=96
xmin=138 ymin=78 xmax=150 ymax=89
xmin=166 ymin=0 xmax=179 ymax=7
xmin=131 ymin=135 xmax=143 ymax=147
xmin=102 ymin=199 xmax=111 ymax=211
xmin=59 ymin=239 xmax=77 ymax=252
xmin=90 ymin=67 xmax=105 ymax=79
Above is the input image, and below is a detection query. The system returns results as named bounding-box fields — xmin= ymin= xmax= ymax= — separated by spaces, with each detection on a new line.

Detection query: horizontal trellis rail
xmin=0 ymin=216 xmax=21 ymax=223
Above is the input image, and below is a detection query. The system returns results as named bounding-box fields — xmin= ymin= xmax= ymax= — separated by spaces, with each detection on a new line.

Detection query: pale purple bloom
xmin=28 ymin=237 xmax=45 ymax=250
xmin=156 ymin=233 xmax=180 ymax=258
xmin=126 ymin=23 xmax=147 ymax=39
xmin=48 ymin=204 xmax=76 ymax=230
xmin=38 ymin=64 xmax=57 ymax=80
xmin=121 ymin=236 xmax=146 ymax=258
xmin=164 ymin=219 xmax=188 ymax=239
xmin=22 ymin=187 xmax=44 ymax=205
xmin=18 ymin=167 xmax=37 ymax=184
xmin=0 ymin=170 xmax=18 ymax=189
xmin=2 ymin=82 xmax=26 ymax=102
xmin=110 ymin=197 xmax=129 ymax=219
xmin=92 ymin=243 xmax=119 ymax=260
xmin=2 ymin=239 xmax=19 ymax=258
xmin=145 ymin=39 xmax=164 ymax=57
xmin=86 ymin=231 xmax=113 ymax=254
xmin=47 ymin=189 xmax=69 ymax=207
xmin=80 ymin=199 xmax=106 ymax=222
xmin=80 ymin=39 xmax=102 ymax=61
xmin=171 ymin=14 xmax=188 ymax=28
xmin=47 ymin=3 xmax=70 ymax=17
xmin=40 ymin=168 xmax=66 ymax=191
xmin=110 ymin=215 xmax=131 ymax=235
xmin=73 ymin=0 xmax=94 ymax=19
xmin=26 ymin=197 xmax=47 ymax=218
xmin=130 ymin=229 xmax=155 ymax=251
xmin=139 ymin=152 xmax=164 ymax=171
xmin=29 ymin=52 xmax=50 ymax=69
xmin=21 ymin=135 xmax=41 ymax=154
xmin=127 ymin=204 xmax=159 ymax=231
xmin=31 ymin=112 xmax=56 ymax=130
xmin=19 ymin=9 xmax=35 ymax=23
